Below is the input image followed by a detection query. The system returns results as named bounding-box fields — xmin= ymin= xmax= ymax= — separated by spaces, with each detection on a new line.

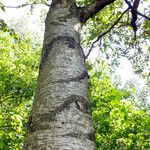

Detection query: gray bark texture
xmin=23 ymin=0 xmax=96 ymax=149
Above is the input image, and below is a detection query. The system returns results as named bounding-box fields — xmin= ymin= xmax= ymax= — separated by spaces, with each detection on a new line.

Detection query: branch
xmin=78 ymin=0 xmax=117 ymax=23
xmin=85 ymin=8 xmax=130 ymax=59
xmin=3 ymin=2 xmax=50 ymax=9
xmin=136 ymin=11 xmax=150 ymax=24
xmin=124 ymin=0 xmax=150 ymax=40
xmin=135 ymin=10 xmax=150 ymax=21
xmin=124 ymin=0 xmax=150 ymax=21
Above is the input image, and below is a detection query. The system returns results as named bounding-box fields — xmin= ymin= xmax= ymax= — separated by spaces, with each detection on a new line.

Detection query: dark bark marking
xmin=40 ymin=36 xmax=84 ymax=69
xmin=87 ymin=132 xmax=96 ymax=141
xmin=27 ymin=116 xmax=34 ymax=133
xmin=66 ymin=37 xmax=78 ymax=49
xmin=75 ymin=100 xmax=81 ymax=110
xmin=43 ymin=95 xmax=91 ymax=121
xmin=55 ymin=70 xmax=90 ymax=83
xmin=50 ymin=21 xmax=64 ymax=26
xmin=51 ymin=0 xmax=62 ymax=8
xmin=40 ymin=43 xmax=53 ymax=70
xmin=29 ymin=95 xmax=91 ymax=133
xmin=57 ymin=13 xmax=73 ymax=22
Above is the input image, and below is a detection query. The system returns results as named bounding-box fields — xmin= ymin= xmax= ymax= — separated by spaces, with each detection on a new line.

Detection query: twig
xmin=136 ymin=11 xmax=150 ymax=24
xmin=93 ymin=40 xmax=102 ymax=65
xmin=136 ymin=10 xmax=150 ymax=21
xmin=85 ymin=8 xmax=130 ymax=59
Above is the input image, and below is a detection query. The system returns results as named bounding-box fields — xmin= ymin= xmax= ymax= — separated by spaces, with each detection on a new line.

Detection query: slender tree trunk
xmin=24 ymin=0 xmax=96 ymax=149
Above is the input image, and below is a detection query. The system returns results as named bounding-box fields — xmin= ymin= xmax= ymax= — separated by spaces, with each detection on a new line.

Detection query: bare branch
xmin=85 ymin=8 xmax=130 ymax=59
xmin=136 ymin=11 xmax=150 ymax=23
xmin=135 ymin=10 xmax=150 ymax=21
xmin=124 ymin=0 xmax=150 ymax=40
xmin=3 ymin=2 xmax=50 ymax=9
xmin=78 ymin=0 xmax=117 ymax=23
xmin=124 ymin=0 xmax=150 ymax=21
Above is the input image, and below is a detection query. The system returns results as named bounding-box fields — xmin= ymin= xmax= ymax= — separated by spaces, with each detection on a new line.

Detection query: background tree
xmin=88 ymin=61 xmax=150 ymax=149
xmin=0 ymin=21 xmax=41 ymax=149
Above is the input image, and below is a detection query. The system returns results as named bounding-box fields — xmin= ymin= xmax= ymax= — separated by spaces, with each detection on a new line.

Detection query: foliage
xmin=0 ymin=29 xmax=41 ymax=149
xmin=88 ymin=61 xmax=150 ymax=150
xmin=0 ymin=19 xmax=15 ymax=36
xmin=81 ymin=0 xmax=149 ymax=78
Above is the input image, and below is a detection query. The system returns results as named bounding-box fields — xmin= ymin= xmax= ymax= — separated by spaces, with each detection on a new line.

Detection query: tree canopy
xmin=0 ymin=0 xmax=150 ymax=149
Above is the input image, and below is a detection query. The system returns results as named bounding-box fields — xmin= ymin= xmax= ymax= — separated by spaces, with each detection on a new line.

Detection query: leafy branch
xmin=85 ymin=8 xmax=130 ymax=59
xmin=85 ymin=0 xmax=150 ymax=59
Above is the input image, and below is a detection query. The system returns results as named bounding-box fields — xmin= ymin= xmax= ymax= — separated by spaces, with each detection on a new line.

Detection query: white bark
xmin=24 ymin=1 xmax=96 ymax=149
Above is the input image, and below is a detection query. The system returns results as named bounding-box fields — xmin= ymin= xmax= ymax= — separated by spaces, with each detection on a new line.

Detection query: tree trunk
xmin=24 ymin=0 xmax=96 ymax=149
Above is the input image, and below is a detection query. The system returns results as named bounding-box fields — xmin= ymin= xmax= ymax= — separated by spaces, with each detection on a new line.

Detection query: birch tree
xmin=21 ymin=0 xmax=118 ymax=149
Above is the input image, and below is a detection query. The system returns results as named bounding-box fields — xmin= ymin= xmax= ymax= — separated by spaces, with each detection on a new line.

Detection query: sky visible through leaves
xmin=0 ymin=0 xmax=150 ymax=149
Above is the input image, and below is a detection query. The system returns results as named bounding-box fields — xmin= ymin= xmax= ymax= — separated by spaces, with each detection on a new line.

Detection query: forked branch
xmin=124 ymin=0 xmax=150 ymax=21
xmin=124 ymin=0 xmax=150 ymax=39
